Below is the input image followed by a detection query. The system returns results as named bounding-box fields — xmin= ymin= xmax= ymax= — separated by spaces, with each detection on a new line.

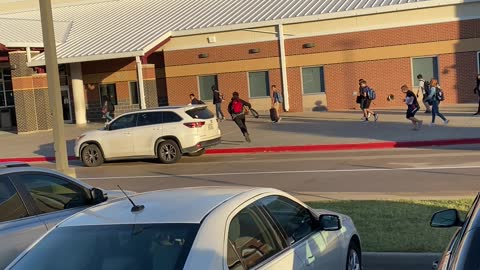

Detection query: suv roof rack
xmin=0 ymin=162 xmax=31 ymax=169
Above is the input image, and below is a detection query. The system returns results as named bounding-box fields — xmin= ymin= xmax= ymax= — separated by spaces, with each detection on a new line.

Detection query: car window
xmin=186 ymin=107 xmax=214 ymax=119
xmin=227 ymin=240 xmax=245 ymax=270
xmin=259 ymin=196 xmax=314 ymax=243
xmin=109 ymin=114 xmax=137 ymax=130
xmin=13 ymin=174 xmax=90 ymax=214
xmin=137 ymin=112 xmax=162 ymax=127
xmin=10 ymin=223 xmax=199 ymax=270
xmin=0 ymin=175 xmax=29 ymax=222
xmin=228 ymin=203 xmax=283 ymax=270
xmin=163 ymin=112 xmax=183 ymax=123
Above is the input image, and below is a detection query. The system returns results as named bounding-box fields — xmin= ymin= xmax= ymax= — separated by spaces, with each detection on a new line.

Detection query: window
xmin=259 ymin=196 xmax=314 ymax=243
xmin=412 ymin=57 xmax=439 ymax=87
xmin=199 ymin=75 xmax=217 ymax=101
xmin=10 ymin=223 xmax=200 ymax=270
xmin=186 ymin=107 xmax=214 ymax=120
xmin=13 ymin=174 xmax=89 ymax=214
xmin=0 ymin=69 xmax=14 ymax=107
xmin=99 ymin=84 xmax=118 ymax=105
xmin=0 ymin=176 xmax=29 ymax=222
xmin=162 ymin=112 xmax=183 ymax=123
xmin=477 ymin=52 xmax=480 ymax=74
xmin=228 ymin=204 xmax=283 ymax=269
xmin=302 ymin=67 xmax=325 ymax=94
xmin=137 ymin=112 xmax=162 ymax=127
xmin=249 ymin=71 xmax=270 ymax=98
xmin=109 ymin=114 xmax=137 ymax=130
xmin=129 ymin=81 xmax=139 ymax=105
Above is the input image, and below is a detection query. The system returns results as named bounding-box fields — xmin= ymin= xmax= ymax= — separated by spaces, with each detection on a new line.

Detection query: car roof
xmin=59 ymin=186 xmax=258 ymax=227
xmin=121 ymin=105 xmax=207 ymax=114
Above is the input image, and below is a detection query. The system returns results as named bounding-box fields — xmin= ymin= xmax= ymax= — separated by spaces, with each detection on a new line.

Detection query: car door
xmin=0 ymin=175 xmax=47 ymax=270
xmin=258 ymin=196 xmax=342 ymax=270
xmin=10 ymin=172 xmax=92 ymax=230
xmin=134 ymin=111 xmax=163 ymax=156
xmin=102 ymin=113 xmax=137 ymax=158
xmin=225 ymin=202 xmax=303 ymax=270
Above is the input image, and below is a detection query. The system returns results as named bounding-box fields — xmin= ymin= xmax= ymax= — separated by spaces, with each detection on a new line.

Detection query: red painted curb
xmin=205 ymin=138 xmax=480 ymax=155
xmin=1 ymin=138 xmax=479 ymax=163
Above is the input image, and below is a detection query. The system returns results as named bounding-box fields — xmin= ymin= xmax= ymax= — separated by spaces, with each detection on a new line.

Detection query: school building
xmin=0 ymin=0 xmax=479 ymax=133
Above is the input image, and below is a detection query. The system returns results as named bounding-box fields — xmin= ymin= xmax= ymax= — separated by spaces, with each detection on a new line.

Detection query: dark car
xmin=430 ymin=193 xmax=480 ymax=270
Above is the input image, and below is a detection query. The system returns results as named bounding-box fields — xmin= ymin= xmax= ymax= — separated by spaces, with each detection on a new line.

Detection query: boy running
xmin=359 ymin=80 xmax=379 ymax=122
xmin=401 ymin=85 xmax=423 ymax=130
xmin=228 ymin=92 xmax=252 ymax=143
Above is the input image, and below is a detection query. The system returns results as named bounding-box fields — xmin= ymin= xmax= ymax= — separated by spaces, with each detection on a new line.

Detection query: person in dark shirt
xmin=228 ymin=92 xmax=252 ymax=142
xmin=212 ymin=85 xmax=225 ymax=120
xmin=189 ymin=93 xmax=205 ymax=105
xmin=474 ymin=74 xmax=480 ymax=115
xmin=401 ymin=85 xmax=423 ymax=130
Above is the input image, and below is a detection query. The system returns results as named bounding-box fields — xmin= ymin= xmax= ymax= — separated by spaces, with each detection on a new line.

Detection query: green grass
xmin=307 ymin=199 xmax=473 ymax=252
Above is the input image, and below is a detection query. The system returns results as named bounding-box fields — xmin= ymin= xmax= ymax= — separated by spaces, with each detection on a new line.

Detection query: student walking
xmin=212 ymin=85 xmax=225 ymax=120
xmin=228 ymin=92 xmax=252 ymax=142
xmin=416 ymin=74 xmax=432 ymax=113
xmin=271 ymin=85 xmax=283 ymax=123
xmin=425 ymin=79 xmax=449 ymax=125
xmin=401 ymin=85 xmax=423 ymax=130
xmin=474 ymin=74 xmax=480 ymax=115
xmin=358 ymin=80 xmax=379 ymax=122
xmin=101 ymin=96 xmax=114 ymax=122
xmin=189 ymin=93 xmax=205 ymax=105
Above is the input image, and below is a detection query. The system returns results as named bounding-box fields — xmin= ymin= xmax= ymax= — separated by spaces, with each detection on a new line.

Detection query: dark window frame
xmin=129 ymin=81 xmax=140 ymax=105
xmin=9 ymin=172 xmax=92 ymax=216
xmin=301 ymin=66 xmax=326 ymax=94
xmin=0 ymin=68 xmax=14 ymax=108
xmin=198 ymin=75 xmax=218 ymax=101
xmin=248 ymin=71 xmax=270 ymax=98
xmin=99 ymin=83 xmax=118 ymax=106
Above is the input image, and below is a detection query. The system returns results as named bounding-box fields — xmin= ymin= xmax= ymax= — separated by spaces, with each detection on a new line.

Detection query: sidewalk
xmin=1 ymin=104 xmax=479 ymax=160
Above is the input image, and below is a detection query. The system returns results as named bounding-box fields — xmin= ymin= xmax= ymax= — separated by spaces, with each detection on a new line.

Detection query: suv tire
xmin=186 ymin=148 xmax=206 ymax=157
xmin=81 ymin=144 xmax=104 ymax=167
xmin=158 ymin=140 xmax=181 ymax=164
xmin=346 ymin=240 xmax=361 ymax=270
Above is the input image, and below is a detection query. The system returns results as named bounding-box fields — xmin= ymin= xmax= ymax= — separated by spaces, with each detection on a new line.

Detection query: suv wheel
xmin=81 ymin=144 xmax=104 ymax=167
xmin=158 ymin=140 xmax=181 ymax=164
xmin=346 ymin=241 xmax=361 ymax=270
xmin=186 ymin=148 xmax=206 ymax=157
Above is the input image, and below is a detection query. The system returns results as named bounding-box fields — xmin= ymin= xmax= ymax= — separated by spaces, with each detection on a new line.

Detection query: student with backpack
xmin=473 ymin=74 xmax=480 ymax=115
xmin=416 ymin=74 xmax=432 ymax=113
xmin=228 ymin=92 xmax=252 ymax=142
xmin=189 ymin=93 xmax=205 ymax=105
xmin=271 ymin=85 xmax=283 ymax=123
xmin=101 ymin=96 xmax=114 ymax=122
xmin=425 ymin=79 xmax=449 ymax=126
xmin=212 ymin=85 xmax=225 ymax=121
xmin=358 ymin=80 xmax=379 ymax=122
xmin=401 ymin=85 xmax=423 ymax=130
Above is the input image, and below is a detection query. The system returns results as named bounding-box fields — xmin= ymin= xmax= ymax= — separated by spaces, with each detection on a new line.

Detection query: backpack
xmin=232 ymin=100 xmax=243 ymax=114
xmin=107 ymin=101 xmax=114 ymax=112
xmin=423 ymin=80 xmax=431 ymax=96
xmin=436 ymin=88 xmax=445 ymax=101
xmin=274 ymin=91 xmax=284 ymax=103
xmin=367 ymin=88 xmax=376 ymax=100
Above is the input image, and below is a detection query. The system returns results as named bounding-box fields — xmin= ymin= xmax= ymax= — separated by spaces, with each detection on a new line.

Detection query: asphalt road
xmin=39 ymin=146 xmax=479 ymax=270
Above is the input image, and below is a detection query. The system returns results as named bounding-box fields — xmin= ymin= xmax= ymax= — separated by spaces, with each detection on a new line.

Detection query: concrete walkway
xmin=0 ymin=104 xmax=479 ymax=159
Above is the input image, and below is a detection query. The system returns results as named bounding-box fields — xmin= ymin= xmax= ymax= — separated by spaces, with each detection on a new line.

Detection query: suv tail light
xmin=184 ymin=122 xmax=205 ymax=128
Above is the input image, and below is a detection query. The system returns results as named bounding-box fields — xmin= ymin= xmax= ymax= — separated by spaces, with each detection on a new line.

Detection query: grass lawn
xmin=307 ymin=199 xmax=474 ymax=253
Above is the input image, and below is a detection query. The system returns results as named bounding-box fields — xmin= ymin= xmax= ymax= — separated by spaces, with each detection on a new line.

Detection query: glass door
xmin=61 ymin=86 xmax=72 ymax=123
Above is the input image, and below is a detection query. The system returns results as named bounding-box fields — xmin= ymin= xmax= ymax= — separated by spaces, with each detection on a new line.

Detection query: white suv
xmin=75 ymin=105 xmax=221 ymax=167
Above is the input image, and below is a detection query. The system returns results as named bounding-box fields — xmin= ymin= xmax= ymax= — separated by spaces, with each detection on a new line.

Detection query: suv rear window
xmin=186 ymin=107 xmax=214 ymax=120
xmin=11 ymin=223 xmax=199 ymax=270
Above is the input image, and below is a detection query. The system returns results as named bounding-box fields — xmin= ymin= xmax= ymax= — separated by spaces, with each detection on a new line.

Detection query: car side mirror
xmin=91 ymin=188 xmax=107 ymax=204
xmin=431 ymin=209 xmax=463 ymax=228
xmin=319 ymin=214 xmax=341 ymax=231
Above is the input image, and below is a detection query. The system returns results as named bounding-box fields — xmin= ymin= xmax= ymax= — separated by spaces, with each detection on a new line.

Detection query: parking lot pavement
xmin=364 ymin=253 xmax=440 ymax=270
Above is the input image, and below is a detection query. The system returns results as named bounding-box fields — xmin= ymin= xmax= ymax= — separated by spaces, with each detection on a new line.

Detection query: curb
xmin=1 ymin=137 xmax=479 ymax=163
xmin=205 ymin=138 xmax=480 ymax=155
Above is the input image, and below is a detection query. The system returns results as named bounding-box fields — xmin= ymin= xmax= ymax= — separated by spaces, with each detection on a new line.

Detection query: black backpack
xmin=423 ymin=80 xmax=431 ymax=96
xmin=436 ymin=88 xmax=445 ymax=101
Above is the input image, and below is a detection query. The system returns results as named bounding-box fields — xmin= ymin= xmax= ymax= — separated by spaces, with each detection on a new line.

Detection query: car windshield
xmin=10 ymin=223 xmax=199 ymax=270
xmin=186 ymin=107 xmax=214 ymax=119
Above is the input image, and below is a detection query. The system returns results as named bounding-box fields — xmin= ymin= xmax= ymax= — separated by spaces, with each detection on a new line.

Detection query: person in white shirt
xmin=416 ymin=74 xmax=431 ymax=113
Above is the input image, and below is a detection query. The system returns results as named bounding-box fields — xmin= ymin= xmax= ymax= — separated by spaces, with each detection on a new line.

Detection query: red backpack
xmin=232 ymin=100 xmax=243 ymax=114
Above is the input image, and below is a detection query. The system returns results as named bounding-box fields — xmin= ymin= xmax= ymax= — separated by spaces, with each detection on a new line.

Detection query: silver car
xmin=0 ymin=163 xmax=114 ymax=269
xmin=6 ymin=187 xmax=362 ymax=270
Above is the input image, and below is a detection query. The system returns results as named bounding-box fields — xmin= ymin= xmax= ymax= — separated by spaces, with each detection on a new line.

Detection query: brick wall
xmin=286 ymin=67 xmax=303 ymax=112
xmin=438 ymin=52 xmax=478 ymax=104
xmin=166 ymin=76 xmax=198 ymax=106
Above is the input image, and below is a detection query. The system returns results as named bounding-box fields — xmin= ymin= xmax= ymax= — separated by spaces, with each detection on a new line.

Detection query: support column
xmin=70 ymin=62 xmax=86 ymax=125
xmin=277 ymin=24 xmax=289 ymax=112
xmin=135 ymin=56 xmax=147 ymax=109
xmin=142 ymin=64 xmax=158 ymax=108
